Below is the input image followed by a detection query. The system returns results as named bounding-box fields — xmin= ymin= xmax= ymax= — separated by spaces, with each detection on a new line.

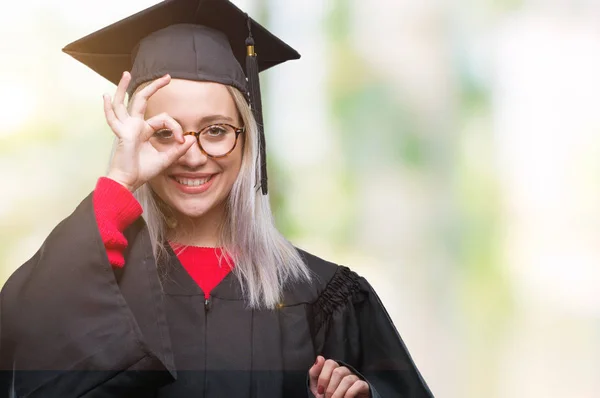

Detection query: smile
xmin=169 ymin=174 xmax=216 ymax=194
xmin=174 ymin=176 xmax=213 ymax=186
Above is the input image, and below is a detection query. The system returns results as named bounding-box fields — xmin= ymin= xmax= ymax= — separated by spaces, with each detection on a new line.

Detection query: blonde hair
xmin=111 ymin=81 xmax=311 ymax=309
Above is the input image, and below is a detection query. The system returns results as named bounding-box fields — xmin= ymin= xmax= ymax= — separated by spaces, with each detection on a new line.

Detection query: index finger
xmin=144 ymin=112 xmax=184 ymax=142
xmin=308 ymin=356 xmax=325 ymax=390
xmin=129 ymin=74 xmax=171 ymax=118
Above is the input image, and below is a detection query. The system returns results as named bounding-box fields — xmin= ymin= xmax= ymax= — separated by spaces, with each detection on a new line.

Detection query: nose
xmin=178 ymin=136 xmax=208 ymax=167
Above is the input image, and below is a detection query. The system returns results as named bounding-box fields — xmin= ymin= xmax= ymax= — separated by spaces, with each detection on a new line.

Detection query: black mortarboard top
xmin=62 ymin=0 xmax=301 ymax=195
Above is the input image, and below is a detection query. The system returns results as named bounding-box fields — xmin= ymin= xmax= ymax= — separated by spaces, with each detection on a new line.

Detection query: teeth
xmin=175 ymin=176 xmax=211 ymax=186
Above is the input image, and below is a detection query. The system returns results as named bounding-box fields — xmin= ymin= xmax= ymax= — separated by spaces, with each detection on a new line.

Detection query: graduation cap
xmin=62 ymin=0 xmax=301 ymax=195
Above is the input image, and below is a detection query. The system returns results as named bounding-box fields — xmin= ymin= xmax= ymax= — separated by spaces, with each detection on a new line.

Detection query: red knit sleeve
xmin=93 ymin=177 xmax=143 ymax=268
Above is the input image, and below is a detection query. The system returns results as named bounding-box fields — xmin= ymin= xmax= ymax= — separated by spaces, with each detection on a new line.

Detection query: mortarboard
xmin=62 ymin=0 xmax=301 ymax=195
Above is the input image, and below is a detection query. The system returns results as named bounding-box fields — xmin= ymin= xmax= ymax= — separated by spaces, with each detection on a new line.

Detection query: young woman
xmin=0 ymin=1 xmax=433 ymax=397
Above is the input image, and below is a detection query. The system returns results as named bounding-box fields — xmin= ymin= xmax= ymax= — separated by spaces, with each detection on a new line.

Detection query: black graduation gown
xmin=0 ymin=193 xmax=433 ymax=398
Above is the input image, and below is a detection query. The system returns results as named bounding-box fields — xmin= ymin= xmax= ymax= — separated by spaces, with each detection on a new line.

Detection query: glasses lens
xmin=200 ymin=125 xmax=237 ymax=157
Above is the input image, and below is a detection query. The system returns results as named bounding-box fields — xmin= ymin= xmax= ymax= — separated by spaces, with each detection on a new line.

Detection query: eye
xmin=205 ymin=125 xmax=228 ymax=137
xmin=153 ymin=129 xmax=174 ymax=140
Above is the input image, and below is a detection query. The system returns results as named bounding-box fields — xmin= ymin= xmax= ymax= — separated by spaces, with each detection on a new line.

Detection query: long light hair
xmin=110 ymin=82 xmax=312 ymax=309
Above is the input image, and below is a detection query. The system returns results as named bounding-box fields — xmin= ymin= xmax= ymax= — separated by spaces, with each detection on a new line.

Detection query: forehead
xmin=144 ymin=79 xmax=238 ymax=122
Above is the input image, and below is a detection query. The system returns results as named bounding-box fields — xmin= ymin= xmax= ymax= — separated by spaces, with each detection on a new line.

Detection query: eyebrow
xmin=173 ymin=114 xmax=235 ymax=129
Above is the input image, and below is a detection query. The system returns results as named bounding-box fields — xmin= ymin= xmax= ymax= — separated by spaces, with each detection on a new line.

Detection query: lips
xmin=173 ymin=176 xmax=212 ymax=186
xmin=169 ymin=173 xmax=216 ymax=194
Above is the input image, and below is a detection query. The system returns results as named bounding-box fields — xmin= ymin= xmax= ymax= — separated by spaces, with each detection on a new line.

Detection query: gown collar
xmin=159 ymin=241 xmax=244 ymax=300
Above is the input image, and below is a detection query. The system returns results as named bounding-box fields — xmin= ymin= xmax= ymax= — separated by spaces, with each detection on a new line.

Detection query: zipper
xmin=203 ymin=294 xmax=210 ymax=393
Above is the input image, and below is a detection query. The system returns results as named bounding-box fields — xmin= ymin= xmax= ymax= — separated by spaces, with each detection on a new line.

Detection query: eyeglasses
xmin=151 ymin=123 xmax=245 ymax=158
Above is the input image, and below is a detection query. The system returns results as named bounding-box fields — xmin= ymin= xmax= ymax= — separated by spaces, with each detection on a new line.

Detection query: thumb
xmin=161 ymin=135 xmax=196 ymax=163
xmin=308 ymin=355 xmax=325 ymax=393
xmin=143 ymin=112 xmax=183 ymax=142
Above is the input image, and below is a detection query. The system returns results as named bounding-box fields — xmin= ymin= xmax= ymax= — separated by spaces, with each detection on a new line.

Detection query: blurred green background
xmin=2 ymin=0 xmax=600 ymax=396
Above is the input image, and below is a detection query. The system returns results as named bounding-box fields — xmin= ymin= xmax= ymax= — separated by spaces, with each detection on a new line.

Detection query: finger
xmin=137 ymin=135 xmax=193 ymax=180
xmin=144 ymin=113 xmax=184 ymax=142
xmin=317 ymin=359 xmax=339 ymax=397
xmin=326 ymin=367 xmax=353 ymax=398
xmin=129 ymin=74 xmax=171 ymax=118
xmin=158 ymin=135 xmax=196 ymax=165
xmin=343 ymin=380 xmax=369 ymax=398
xmin=331 ymin=375 xmax=360 ymax=398
xmin=103 ymin=93 xmax=122 ymax=136
xmin=112 ymin=71 xmax=132 ymax=121
xmin=309 ymin=356 xmax=325 ymax=392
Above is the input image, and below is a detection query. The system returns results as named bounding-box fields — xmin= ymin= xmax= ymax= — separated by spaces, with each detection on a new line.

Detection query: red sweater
xmin=93 ymin=177 xmax=232 ymax=299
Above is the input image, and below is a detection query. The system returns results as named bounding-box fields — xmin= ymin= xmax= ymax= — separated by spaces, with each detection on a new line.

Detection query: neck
xmin=166 ymin=202 xmax=226 ymax=247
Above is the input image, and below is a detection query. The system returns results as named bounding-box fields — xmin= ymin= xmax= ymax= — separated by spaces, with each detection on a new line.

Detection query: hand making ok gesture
xmin=103 ymin=71 xmax=196 ymax=192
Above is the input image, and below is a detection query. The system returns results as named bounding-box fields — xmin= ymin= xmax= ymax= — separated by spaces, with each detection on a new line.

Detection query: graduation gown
xmin=0 ymin=193 xmax=433 ymax=397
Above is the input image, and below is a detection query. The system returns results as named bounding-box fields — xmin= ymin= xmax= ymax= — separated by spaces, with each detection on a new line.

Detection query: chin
xmin=171 ymin=198 xmax=221 ymax=219
xmin=177 ymin=206 xmax=213 ymax=219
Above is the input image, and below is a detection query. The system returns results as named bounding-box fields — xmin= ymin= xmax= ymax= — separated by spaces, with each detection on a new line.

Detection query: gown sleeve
xmin=309 ymin=266 xmax=434 ymax=398
xmin=0 ymin=191 xmax=175 ymax=398
xmin=93 ymin=176 xmax=144 ymax=268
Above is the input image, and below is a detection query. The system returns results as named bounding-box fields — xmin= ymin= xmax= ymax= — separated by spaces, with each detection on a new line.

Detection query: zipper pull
xmin=204 ymin=297 xmax=211 ymax=313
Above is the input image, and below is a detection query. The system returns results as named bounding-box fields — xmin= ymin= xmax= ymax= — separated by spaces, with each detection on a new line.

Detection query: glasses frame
xmin=183 ymin=123 xmax=245 ymax=158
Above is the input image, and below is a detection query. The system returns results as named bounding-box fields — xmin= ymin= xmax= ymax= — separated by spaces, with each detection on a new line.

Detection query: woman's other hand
xmin=309 ymin=356 xmax=370 ymax=398
xmin=103 ymin=71 xmax=196 ymax=192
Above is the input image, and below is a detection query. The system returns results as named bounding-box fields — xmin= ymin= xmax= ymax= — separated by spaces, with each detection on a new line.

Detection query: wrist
xmin=105 ymin=173 xmax=136 ymax=192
